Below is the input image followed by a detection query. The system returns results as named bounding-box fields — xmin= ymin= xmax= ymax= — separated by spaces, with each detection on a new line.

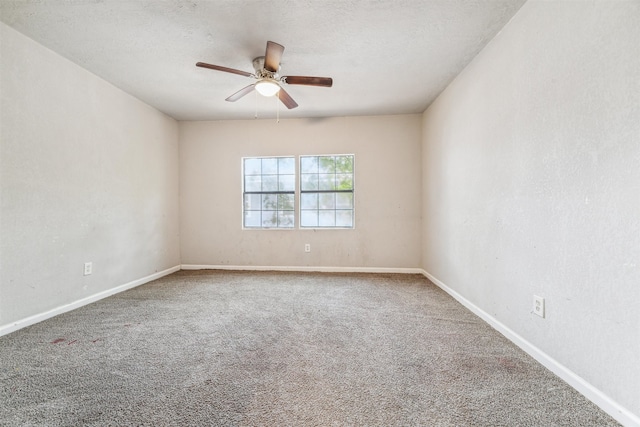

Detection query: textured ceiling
xmin=0 ymin=0 xmax=526 ymax=121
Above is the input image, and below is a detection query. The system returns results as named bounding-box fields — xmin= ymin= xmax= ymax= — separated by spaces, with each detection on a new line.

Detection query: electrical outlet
xmin=304 ymin=244 xmax=311 ymax=253
xmin=533 ymin=295 xmax=545 ymax=318
xmin=84 ymin=262 xmax=92 ymax=276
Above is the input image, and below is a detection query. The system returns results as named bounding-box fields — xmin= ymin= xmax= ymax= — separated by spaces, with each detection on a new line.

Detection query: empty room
xmin=1 ymin=0 xmax=638 ymax=425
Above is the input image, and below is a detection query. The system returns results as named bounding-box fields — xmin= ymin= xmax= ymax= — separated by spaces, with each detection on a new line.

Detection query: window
xmin=300 ymin=155 xmax=354 ymax=228
xmin=243 ymin=157 xmax=295 ymax=228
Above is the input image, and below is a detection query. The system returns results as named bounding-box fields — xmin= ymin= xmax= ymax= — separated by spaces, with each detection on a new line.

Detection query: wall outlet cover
xmin=533 ymin=295 xmax=545 ymax=318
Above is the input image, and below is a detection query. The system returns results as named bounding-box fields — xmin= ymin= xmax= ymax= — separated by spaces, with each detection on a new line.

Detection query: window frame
xmin=241 ymin=154 xmax=355 ymax=230
xmin=241 ymin=156 xmax=296 ymax=230
xmin=299 ymin=154 xmax=355 ymax=229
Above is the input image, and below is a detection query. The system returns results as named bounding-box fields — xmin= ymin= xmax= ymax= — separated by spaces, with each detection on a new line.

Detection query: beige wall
xmin=179 ymin=115 xmax=422 ymax=269
xmin=421 ymin=1 xmax=639 ymax=421
xmin=0 ymin=23 xmax=180 ymax=329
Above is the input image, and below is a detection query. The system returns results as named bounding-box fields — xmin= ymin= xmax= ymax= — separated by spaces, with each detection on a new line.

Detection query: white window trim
xmin=299 ymin=154 xmax=355 ymax=230
xmin=241 ymin=154 xmax=355 ymax=230
xmin=241 ymin=156 xmax=296 ymax=230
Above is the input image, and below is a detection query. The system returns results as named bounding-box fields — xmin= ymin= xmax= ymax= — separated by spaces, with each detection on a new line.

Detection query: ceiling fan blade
xmin=277 ymin=87 xmax=298 ymax=109
xmin=196 ymin=62 xmax=253 ymax=77
xmin=226 ymin=84 xmax=256 ymax=102
xmin=283 ymin=75 xmax=333 ymax=87
xmin=264 ymin=41 xmax=284 ymax=72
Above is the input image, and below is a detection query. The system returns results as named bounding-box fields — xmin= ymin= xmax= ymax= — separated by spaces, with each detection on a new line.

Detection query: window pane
xmin=278 ymin=211 xmax=295 ymax=228
xmin=262 ymin=158 xmax=278 ymax=174
xmin=319 ymin=193 xmax=335 ymax=209
xmin=262 ymin=194 xmax=278 ymax=210
xmin=279 ymin=174 xmax=295 ymax=191
xmin=318 ymin=156 xmax=335 ymax=173
xmin=336 ymin=193 xmax=353 ymax=209
xmin=336 ymin=155 xmax=353 ymax=173
xmin=298 ymin=155 xmax=354 ymax=229
xmin=301 ymin=210 xmax=318 ymax=227
xmin=301 ymin=193 xmax=318 ymax=209
xmin=245 ymin=176 xmax=261 ymax=192
xmin=301 ymin=156 xmax=318 ymax=173
xmin=262 ymin=175 xmax=278 ymax=191
xmin=244 ymin=194 xmax=261 ymax=210
xmin=243 ymin=156 xmax=296 ymax=230
xmin=318 ymin=174 xmax=335 ymax=191
xmin=278 ymin=194 xmax=294 ymax=210
xmin=262 ymin=211 xmax=278 ymax=227
xmin=336 ymin=210 xmax=353 ymax=227
xmin=319 ymin=211 xmax=335 ymax=227
xmin=336 ymin=174 xmax=353 ymax=190
xmin=301 ymin=173 xmax=318 ymax=191
xmin=244 ymin=211 xmax=261 ymax=227
xmin=244 ymin=158 xmax=261 ymax=175
xmin=278 ymin=157 xmax=295 ymax=174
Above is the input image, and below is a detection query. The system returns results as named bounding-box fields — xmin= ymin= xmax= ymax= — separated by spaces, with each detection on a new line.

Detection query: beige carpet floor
xmin=0 ymin=270 xmax=619 ymax=426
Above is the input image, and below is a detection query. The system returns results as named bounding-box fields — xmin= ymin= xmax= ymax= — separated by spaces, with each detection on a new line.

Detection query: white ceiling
xmin=0 ymin=0 xmax=526 ymax=121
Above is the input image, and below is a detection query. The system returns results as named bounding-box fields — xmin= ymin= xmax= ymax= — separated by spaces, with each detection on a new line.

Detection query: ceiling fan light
xmin=255 ymin=79 xmax=281 ymax=97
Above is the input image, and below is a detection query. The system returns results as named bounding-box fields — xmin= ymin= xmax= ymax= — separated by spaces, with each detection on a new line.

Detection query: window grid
xmin=243 ymin=157 xmax=295 ymax=229
xmin=300 ymin=155 xmax=354 ymax=229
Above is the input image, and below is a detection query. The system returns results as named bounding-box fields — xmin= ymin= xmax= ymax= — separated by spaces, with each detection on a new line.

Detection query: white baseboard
xmin=180 ymin=264 xmax=424 ymax=275
xmin=420 ymin=269 xmax=640 ymax=427
xmin=0 ymin=265 xmax=181 ymax=337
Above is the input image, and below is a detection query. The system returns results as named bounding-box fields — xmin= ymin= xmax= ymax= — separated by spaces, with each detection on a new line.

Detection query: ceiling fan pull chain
xmin=276 ymin=92 xmax=280 ymax=123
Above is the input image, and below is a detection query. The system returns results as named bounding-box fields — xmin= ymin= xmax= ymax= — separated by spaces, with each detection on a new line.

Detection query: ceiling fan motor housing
xmin=253 ymin=56 xmax=279 ymax=79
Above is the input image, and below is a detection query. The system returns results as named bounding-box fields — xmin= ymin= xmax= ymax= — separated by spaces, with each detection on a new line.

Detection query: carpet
xmin=0 ymin=270 xmax=619 ymax=426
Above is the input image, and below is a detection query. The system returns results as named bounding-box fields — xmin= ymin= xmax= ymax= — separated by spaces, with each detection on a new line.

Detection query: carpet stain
xmin=50 ymin=338 xmax=65 ymax=344
xmin=497 ymin=356 xmax=526 ymax=374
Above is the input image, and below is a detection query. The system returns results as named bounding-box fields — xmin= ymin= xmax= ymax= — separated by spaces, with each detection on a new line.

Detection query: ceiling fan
xmin=196 ymin=41 xmax=333 ymax=109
